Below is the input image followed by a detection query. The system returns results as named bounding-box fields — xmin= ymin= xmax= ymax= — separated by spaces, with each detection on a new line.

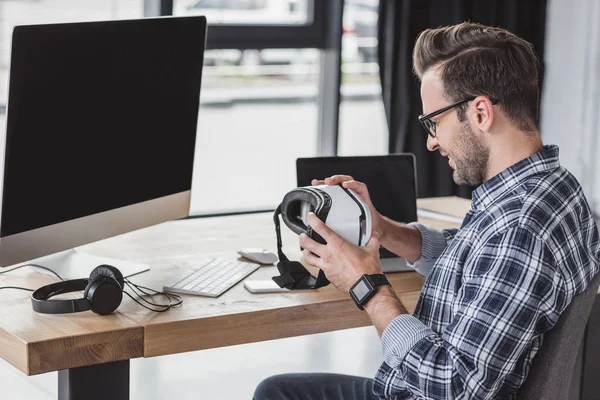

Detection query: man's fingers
xmin=311 ymin=179 xmax=325 ymax=186
xmin=301 ymin=249 xmax=324 ymax=269
xmin=306 ymin=212 xmax=337 ymax=243
xmin=323 ymin=175 xmax=354 ymax=186
xmin=341 ymin=179 xmax=366 ymax=191
xmin=366 ymin=231 xmax=380 ymax=251
xmin=299 ymin=233 xmax=326 ymax=257
xmin=341 ymin=180 xmax=372 ymax=202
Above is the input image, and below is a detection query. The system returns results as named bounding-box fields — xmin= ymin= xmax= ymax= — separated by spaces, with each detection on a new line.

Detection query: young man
xmin=254 ymin=22 xmax=600 ymax=399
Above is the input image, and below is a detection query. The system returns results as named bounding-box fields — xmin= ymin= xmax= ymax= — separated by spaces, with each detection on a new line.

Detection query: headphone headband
xmin=31 ymin=278 xmax=92 ymax=314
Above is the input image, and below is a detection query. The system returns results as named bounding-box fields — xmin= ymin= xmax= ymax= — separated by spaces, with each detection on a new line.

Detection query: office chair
xmin=518 ymin=272 xmax=600 ymax=400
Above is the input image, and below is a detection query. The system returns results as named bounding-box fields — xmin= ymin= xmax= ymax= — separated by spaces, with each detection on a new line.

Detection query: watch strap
xmin=367 ymin=274 xmax=390 ymax=287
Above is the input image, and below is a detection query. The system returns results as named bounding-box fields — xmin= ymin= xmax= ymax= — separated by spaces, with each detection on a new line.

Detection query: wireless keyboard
xmin=163 ymin=258 xmax=260 ymax=297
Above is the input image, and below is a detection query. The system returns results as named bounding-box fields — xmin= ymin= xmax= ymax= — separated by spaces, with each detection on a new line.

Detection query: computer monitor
xmin=0 ymin=16 xmax=207 ymax=279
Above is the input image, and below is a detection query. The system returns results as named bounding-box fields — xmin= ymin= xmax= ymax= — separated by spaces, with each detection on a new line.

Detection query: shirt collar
xmin=471 ymin=145 xmax=560 ymax=211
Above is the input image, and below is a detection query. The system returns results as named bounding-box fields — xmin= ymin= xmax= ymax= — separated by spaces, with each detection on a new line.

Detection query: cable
xmin=125 ymin=278 xmax=182 ymax=304
xmin=0 ymin=264 xmax=64 ymax=281
xmin=122 ymin=291 xmax=175 ymax=313
xmin=125 ymin=278 xmax=183 ymax=308
xmin=125 ymin=282 xmax=172 ymax=309
xmin=0 ymin=286 xmax=34 ymax=292
xmin=0 ymin=264 xmax=63 ymax=292
xmin=124 ymin=281 xmax=183 ymax=312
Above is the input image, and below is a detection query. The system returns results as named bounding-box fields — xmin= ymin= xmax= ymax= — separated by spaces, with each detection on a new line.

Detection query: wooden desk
xmin=0 ymin=197 xmax=466 ymax=400
xmin=112 ymin=212 xmax=444 ymax=358
xmin=0 ymin=269 xmax=144 ymax=376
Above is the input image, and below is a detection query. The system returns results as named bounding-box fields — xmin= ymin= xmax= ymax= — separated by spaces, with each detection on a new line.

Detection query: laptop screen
xmin=296 ymin=154 xmax=417 ymax=259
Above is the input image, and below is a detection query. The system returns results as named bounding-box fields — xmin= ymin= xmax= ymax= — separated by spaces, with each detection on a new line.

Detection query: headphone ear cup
xmin=84 ymin=264 xmax=124 ymax=298
xmin=103 ymin=265 xmax=125 ymax=289
xmin=84 ymin=265 xmax=124 ymax=315
xmin=91 ymin=264 xmax=124 ymax=288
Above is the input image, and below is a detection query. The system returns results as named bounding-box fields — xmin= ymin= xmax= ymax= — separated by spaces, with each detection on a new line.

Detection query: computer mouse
xmin=238 ymin=248 xmax=278 ymax=265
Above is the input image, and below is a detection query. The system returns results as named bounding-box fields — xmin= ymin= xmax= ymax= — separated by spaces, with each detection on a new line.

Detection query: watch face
xmin=352 ymin=279 xmax=371 ymax=301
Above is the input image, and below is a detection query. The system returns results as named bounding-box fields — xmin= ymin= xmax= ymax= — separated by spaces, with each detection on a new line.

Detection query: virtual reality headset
xmin=272 ymin=184 xmax=372 ymax=290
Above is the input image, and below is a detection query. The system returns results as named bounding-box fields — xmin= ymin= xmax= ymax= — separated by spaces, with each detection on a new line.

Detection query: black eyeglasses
xmin=418 ymin=97 xmax=500 ymax=138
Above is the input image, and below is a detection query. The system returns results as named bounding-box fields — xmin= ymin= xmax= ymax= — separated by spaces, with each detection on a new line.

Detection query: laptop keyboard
xmin=163 ymin=258 xmax=260 ymax=297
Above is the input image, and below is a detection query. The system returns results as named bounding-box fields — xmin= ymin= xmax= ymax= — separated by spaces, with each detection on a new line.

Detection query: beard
xmin=450 ymin=122 xmax=489 ymax=186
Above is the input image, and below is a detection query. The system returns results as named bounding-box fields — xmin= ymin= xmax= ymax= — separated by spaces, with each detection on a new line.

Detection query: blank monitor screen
xmin=296 ymin=155 xmax=417 ymax=259
xmin=2 ymin=17 xmax=206 ymax=237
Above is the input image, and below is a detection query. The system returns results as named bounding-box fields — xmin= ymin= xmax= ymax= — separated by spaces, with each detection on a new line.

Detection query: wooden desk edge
xmin=14 ymin=325 xmax=144 ymax=376
xmin=0 ymin=326 xmax=28 ymax=374
xmin=143 ymin=290 xmax=422 ymax=358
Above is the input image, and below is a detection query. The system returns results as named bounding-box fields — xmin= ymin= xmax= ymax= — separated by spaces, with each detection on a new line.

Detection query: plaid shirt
xmin=373 ymin=145 xmax=600 ymax=399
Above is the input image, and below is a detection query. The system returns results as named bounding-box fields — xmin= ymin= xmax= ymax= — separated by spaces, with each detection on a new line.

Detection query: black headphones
xmin=31 ymin=265 xmax=125 ymax=315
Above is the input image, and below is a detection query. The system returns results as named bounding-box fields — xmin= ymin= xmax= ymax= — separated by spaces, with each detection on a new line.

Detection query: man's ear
xmin=471 ymin=96 xmax=495 ymax=132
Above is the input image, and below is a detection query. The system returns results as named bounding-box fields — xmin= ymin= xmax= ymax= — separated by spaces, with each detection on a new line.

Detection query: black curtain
xmin=377 ymin=0 xmax=547 ymax=199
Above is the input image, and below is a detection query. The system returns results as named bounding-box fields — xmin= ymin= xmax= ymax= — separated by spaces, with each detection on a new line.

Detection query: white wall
xmin=541 ymin=0 xmax=600 ymax=213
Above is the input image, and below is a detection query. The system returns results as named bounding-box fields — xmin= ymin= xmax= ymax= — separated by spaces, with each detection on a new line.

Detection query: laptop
xmin=296 ymin=154 xmax=418 ymax=273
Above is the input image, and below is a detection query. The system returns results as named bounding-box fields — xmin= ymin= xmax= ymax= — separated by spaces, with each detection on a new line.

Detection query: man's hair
xmin=413 ymin=22 xmax=540 ymax=132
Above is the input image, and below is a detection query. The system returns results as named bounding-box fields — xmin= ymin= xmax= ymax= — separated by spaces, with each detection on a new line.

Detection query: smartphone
xmin=244 ymin=279 xmax=311 ymax=293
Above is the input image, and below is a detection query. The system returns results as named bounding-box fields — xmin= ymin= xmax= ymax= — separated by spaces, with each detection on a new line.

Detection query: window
xmin=167 ymin=0 xmax=340 ymax=214
xmin=190 ymin=51 xmax=321 ymax=214
xmin=338 ymin=0 xmax=387 ymax=156
xmin=174 ymin=0 xmax=311 ymax=25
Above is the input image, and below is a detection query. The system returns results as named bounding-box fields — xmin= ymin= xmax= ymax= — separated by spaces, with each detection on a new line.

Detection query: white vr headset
xmin=272 ymin=184 xmax=372 ymax=290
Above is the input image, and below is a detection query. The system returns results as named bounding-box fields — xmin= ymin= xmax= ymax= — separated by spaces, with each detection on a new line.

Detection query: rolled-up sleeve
xmin=381 ymin=315 xmax=437 ymax=368
xmin=406 ymin=223 xmax=458 ymax=277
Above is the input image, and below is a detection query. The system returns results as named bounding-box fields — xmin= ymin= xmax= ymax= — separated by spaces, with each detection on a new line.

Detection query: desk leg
xmin=58 ymin=360 xmax=129 ymax=400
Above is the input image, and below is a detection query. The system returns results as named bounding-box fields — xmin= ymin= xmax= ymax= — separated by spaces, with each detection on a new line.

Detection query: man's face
xmin=420 ymin=69 xmax=489 ymax=186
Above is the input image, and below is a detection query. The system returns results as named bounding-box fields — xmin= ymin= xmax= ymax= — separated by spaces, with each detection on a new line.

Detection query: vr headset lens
xmin=299 ymin=202 xmax=312 ymax=227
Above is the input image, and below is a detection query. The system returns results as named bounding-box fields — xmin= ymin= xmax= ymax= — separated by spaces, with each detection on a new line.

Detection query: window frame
xmin=145 ymin=0 xmax=344 ymax=156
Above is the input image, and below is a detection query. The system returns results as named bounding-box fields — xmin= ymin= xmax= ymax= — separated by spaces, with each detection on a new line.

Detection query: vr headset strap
xmin=272 ymin=205 xmax=329 ymax=290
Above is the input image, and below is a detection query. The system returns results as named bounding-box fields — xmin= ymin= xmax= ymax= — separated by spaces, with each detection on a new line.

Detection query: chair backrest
xmin=518 ymin=272 xmax=600 ymax=400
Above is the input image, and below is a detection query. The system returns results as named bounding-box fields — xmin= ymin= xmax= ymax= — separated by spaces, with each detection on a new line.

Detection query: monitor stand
xmin=25 ymin=248 xmax=150 ymax=280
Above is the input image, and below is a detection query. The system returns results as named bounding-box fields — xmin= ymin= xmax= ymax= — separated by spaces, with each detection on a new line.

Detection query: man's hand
xmin=311 ymin=175 xmax=385 ymax=242
xmin=300 ymin=212 xmax=382 ymax=293
xmin=301 ymin=212 xmax=408 ymax=337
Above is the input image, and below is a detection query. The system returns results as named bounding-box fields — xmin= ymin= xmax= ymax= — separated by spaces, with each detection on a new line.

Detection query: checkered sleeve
xmin=374 ymin=226 xmax=563 ymax=399
xmin=406 ymin=223 xmax=458 ymax=277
